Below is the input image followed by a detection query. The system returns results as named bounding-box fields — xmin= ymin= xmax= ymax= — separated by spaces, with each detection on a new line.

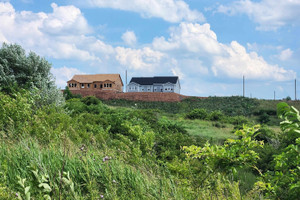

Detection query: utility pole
xmin=243 ymin=75 xmax=245 ymax=97
xmin=274 ymin=91 xmax=275 ymax=100
xmin=125 ymin=70 xmax=127 ymax=93
xmin=295 ymin=79 xmax=297 ymax=101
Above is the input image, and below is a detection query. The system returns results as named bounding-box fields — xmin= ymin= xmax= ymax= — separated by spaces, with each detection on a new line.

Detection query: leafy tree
xmin=0 ymin=43 xmax=64 ymax=106
xmin=259 ymin=102 xmax=300 ymax=199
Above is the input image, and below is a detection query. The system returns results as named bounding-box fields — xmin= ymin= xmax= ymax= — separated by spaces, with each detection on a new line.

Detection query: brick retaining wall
xmin=67 ymin=90 xmax=206 ymax=102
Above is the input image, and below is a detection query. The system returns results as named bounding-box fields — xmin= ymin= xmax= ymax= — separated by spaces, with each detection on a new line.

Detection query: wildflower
xmin=100 ymin=194 xmax=104 ymax=198
xmin=103 ymin=156 xmax=111 ymax=162
xmin=112 ymin=179 xmax=116 ymax=183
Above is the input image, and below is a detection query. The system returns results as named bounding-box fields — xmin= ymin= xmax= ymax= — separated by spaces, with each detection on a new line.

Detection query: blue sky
xmin=0 ymin=0 xmax=299 ymax=99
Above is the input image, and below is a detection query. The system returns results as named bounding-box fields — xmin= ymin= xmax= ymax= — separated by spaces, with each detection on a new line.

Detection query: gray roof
xmin=129 ymin=76 xmax=179 ymax=85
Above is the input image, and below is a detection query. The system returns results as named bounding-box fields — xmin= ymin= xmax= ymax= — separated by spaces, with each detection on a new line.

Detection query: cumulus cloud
xmin=217 ymin=0 xmax=300 ymax=31
xmin=278 ymin=48 xmax=293 ymax=61
xmin=51 ymin=66 xmax=84 ymax=88
xmin=212 ymin=41 xmax=296 ymax=81
xmin=115 ymin=47 xmax=164 ymax=71
xmin=122 ymin=31 xmax=137 ymax=47
xmin=153 ymin=23 xmax=222 ymax=55
xmin=41 ymin=3 xmax=91 ymax=35
xmin=152 ymin=22 xmax=296 ymax=81
xmin=83 ymin=0 xmax=205 ymax=23
xmin=0 ymin=2 xmax=101 ymax=62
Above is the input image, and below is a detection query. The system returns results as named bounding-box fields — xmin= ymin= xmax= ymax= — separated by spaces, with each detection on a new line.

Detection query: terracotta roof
xmin=69 ymin=74 xmax=123 ymax=86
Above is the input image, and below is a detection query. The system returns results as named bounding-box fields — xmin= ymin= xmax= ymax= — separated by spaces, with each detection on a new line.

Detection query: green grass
xmin=176 ymin=118 xmax=236 ymax=143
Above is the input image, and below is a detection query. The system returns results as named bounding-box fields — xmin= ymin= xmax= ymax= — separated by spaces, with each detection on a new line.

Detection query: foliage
xmin=258 ymin=112 xmax=270 ymax=124
xmin=63 ymin=86 xmax=82 ymax=100
xmin=0 ymin=43 xmax=64 ymax=106
xmin=185 ymin=108 xmax=208 ymax=120
xmin=81 ymin=96 xmax=101 ymax=106
xmin=260 ymin=102 xmax=300 ymax=199
xmin=184 ymin=125 xmax=263 ymax=175
xmin=3 ymin=87 xmax=300 ymax=199
xmin=104 ymin=96 xmax=260 ymax=116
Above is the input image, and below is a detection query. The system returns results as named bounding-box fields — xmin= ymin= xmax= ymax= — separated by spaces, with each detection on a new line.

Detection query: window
xmin=87 ymin=84 xmax=90 ymax=88
xmin=100 ymin=84 xmax=103 ymax=88
xmin=69 ymin=83 xmax=71 ymax=87
xmin=81 ymin=84 xmax=84 ymax=88
xmin=75 ymin=83 xmax=77 ymax=87
xmin=109 ymin=84 xmax=112 ymax=87
xmin=104 ymin=84 xmax=107 ymax=87
xmin=94 ymin=84 xmax=97 ymax=88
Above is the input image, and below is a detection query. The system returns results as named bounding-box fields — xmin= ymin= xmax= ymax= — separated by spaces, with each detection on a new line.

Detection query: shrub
xmin=63 ymin=86 xmax=82 ymax=100
xmin=81 ymin=96 xmax=101 ymax=106
xmin=212 ymin=122 xmax=226 ymax=128
xmin=209 ymin=110 xmax=224 ymax=121
xmin=228 ymin=115 xmax=250 ymax=125
xmin=258 ymin=112 xmax=270 ymax=124
xmin=186 ymin=108 xmax=208 ymax=120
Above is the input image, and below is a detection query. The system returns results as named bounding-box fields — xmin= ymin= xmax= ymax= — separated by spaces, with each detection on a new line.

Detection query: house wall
xmin=127 ymin=83 xmax=140 ymax=92
xmin=127 ymin=79 xmax=180 ymax=94
xmin=174 ymin=80 xmax=180 ymax=94
xmin=67 ymin=81 xmax=123 ymax=92
xmin=67 ymin=81 xmax=80 ymax=90
xmin=140 ymin=85 xmax=153 ymax=92
xmin=152 ymin=84 xmax=161 ymax=92
xmin=162 ymin=83 xmax=174 ymax=93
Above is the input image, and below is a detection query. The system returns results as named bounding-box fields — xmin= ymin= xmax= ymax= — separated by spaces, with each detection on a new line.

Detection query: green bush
xmin=228 ymin=116 xmax=250 ymax=126
xmin=81 ymin=96 xmax=101 ymax=106
xmin=258 ymin=112 xmax=270 ymax=124
xmin=209 ymin=110 xmax=224 ymax=121
xmin=63 ymin=86 xmax=82 ymax=100
xmin=186 ymin=108 xmax=208 ymax=120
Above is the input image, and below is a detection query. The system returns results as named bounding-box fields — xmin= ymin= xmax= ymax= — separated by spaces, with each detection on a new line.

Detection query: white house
xmin=127 ymin=76 xmax=180 ymax=94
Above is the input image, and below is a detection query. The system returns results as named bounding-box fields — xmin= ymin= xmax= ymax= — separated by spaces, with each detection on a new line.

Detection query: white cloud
xmin=152 ymin=22 xmax=296 ymax=81
xmin=153 ymin=23 xmax=223 ymax=55
xmin=115 ymin=47 xmax=164 ymax=71
xmin=83 ymin=0 xmax=205 ymax=23
xmin=217 ymin=0 xmax=300 ymax=31
xmin=41 ymin=3 xmax=92 ymax=35
xmin=212 ymin=41 xmax=296 ymax=81
xmin=122 ymin=31 xmax=137 ymax=47
xmin=51 ymin=66 xmax=84 ymax=88
xmin=279 ymin=48 xmax=293 ymax=61
xmin=0 ymin=2 xmax=101 ymax=62
xmin=171 ymin=66 xmax=185 ymax=79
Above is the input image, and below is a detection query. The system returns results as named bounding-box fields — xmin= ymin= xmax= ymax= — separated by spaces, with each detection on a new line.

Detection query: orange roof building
xmin=67 ymin=74 xmax=123 ymax=92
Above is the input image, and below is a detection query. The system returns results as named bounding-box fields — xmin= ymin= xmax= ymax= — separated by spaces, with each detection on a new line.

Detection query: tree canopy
xmin=0 ymin=43 xmax=53 ymax=89
xmin=0 ymin=43 xmax=64 ymax=106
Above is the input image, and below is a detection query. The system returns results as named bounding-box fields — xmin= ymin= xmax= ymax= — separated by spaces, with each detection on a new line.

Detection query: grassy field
xmin=176 ymin=118 xmax=235 ymax=142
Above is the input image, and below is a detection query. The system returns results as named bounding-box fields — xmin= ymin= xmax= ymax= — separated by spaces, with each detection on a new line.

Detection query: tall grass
xmin=0 ymin=138 xmax=195 ymax=199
